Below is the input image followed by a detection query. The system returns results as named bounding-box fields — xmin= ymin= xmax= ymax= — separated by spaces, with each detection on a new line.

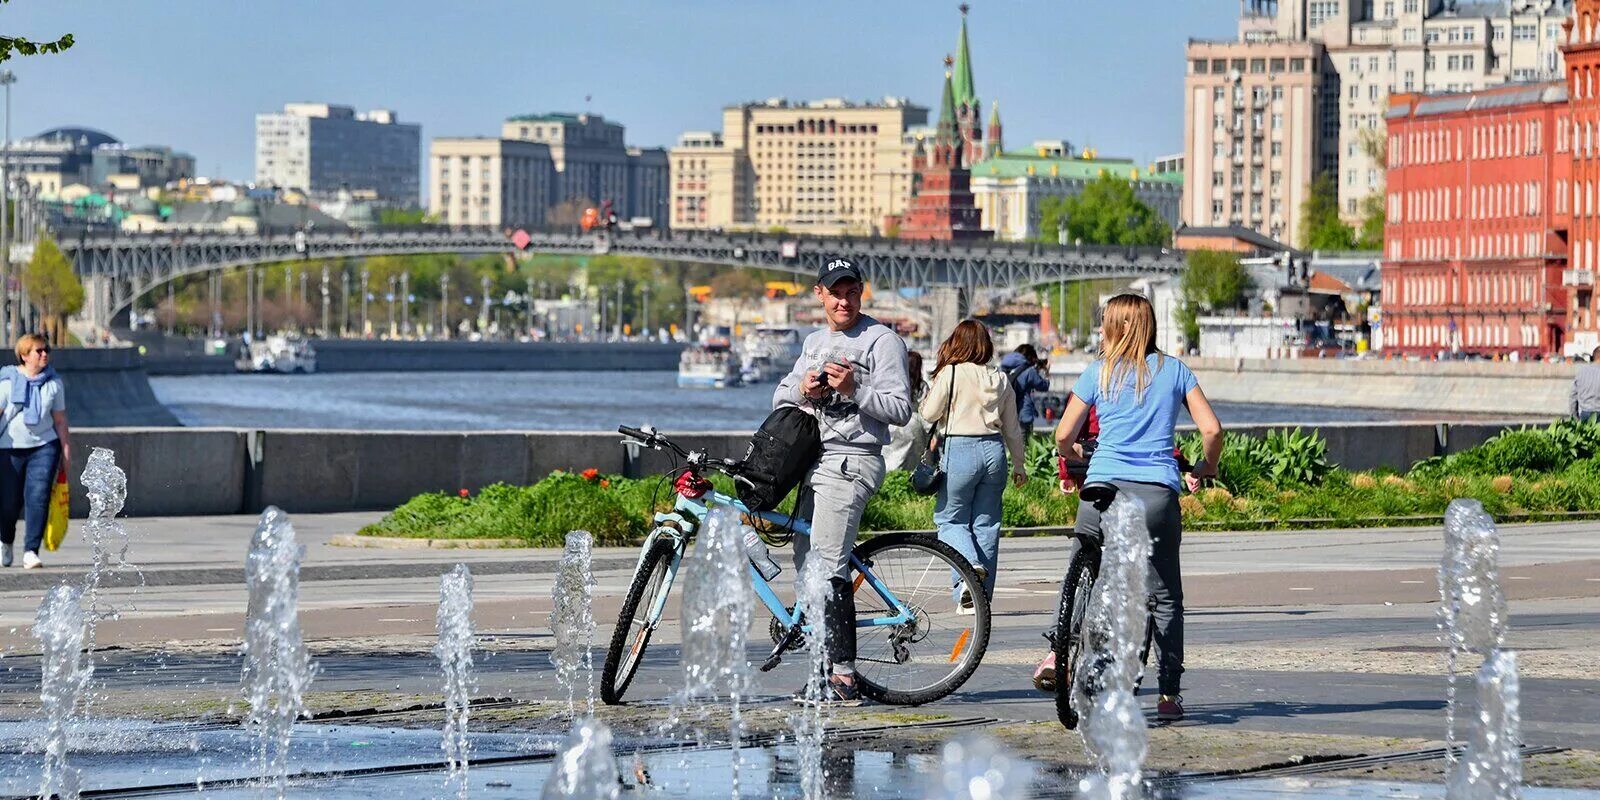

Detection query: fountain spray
xmin=36 ymin=584 xmax=90 ymax=800
xmin=240 ymin=507 xmax=316 ymax=799
xmin=551 ymin=530 xmax=598 ymax=717
xmin=435 ymin=563 xmax=476 ymax=800
xmin=676 ymin=507 xmax=753 ymax=797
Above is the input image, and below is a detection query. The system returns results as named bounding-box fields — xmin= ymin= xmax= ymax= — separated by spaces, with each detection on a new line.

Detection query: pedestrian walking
xmin=0 ymin=334 xmax=70 ymax=570
xmin=774 ymin=256 xmax=912 ymax=704
xmin=883 ymin=350 xmax=930 ymax=471
xmin=1000 ymin=344 xmax=1051 ymax=438
xmin=1033 ymin=294 xmax=1223 ymax=723
xmin=919 ymin=320 xmax=1027 ymax=610
xmin=1571 ymin=345 xmax=1600 ymax=420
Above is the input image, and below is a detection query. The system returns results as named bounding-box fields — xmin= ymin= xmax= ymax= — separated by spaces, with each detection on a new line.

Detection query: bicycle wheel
xmin=1054 ymin=543 xmax=1100 ymax=730
xmin=849 ymin=532 xmax=991 ymax=706
xmin=599 ymin=535 xmax=679 ymax=705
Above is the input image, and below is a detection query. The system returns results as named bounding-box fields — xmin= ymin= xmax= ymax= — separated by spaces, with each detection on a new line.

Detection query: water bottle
xmin=743 ymin=530 xmax=782 ymax=581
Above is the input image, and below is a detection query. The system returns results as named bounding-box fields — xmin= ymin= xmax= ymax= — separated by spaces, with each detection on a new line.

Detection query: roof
xmin=978 ymin=151 xmax=1182 ymax=184
xmin=1175 ymin=225 xmax=1295 ymax=253
xmin=952 ymin=10 xmax=977 ymax=111
xmin=163 ymin=201 xmax=347 ymax=229
xmin=1311 ymin=258 xmax=1382 ymax=292
xmin=33 ymin=127 xmax=118 ymax=148
xmin=1431 ymin=0 xmax=1570 ymax=19
xmin=1387 ymin=81 xmax=1567 ymax=120
xmin=936 ymin=70 xmax=958 ymax=142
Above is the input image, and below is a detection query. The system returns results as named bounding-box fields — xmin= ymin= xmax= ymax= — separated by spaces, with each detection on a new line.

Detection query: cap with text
xmin=817 ymin=257 xmax=863 ymax=288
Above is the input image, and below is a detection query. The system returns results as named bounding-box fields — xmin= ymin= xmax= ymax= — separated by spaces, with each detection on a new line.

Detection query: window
xmin=1463 ymin=54 xmax=1475 ymax=70
xmin=1213 ymin=142 xmax=1226 ymax=157
xmin=1426 ymin=53 xmax=1437 ymax=70
xmin=1513 ymin=24 xmax=1536 ymax=41
xmin=1310 ymin=1 xmax=1339 ymax=27
xmin=1463 ymin=26 xmax=1476 ymax=42
xmin=1290 ymin=57 xmax=1307 ymax=72
xmin=1404 ymin=0 xmax=1418 ymax=11
xmin=1404 ymin=28 xmax=1418 ymax=42
xmin=1349 ymin=84 xmax=1360 ymax=100
xmin=1494 ymin=24 xmax=1506 ymax=41
xmin=1211 ymin=59 xmax=1226 ymax=72
xmin=1448 ymin=26 xmax=1460 ymax=43
xmin=1212 ymin=171 xmax=1224 ymax=187
xmin=1448 ymin=54 xmax=1461 ymax=70
xmin=1212 ymin=200 xmax=1224 ymax=218
xmin=1272 ymin=113 xmax=1283 ymax=130
xmin=1251 ymin=58 xmax=1267 ymax=73
xmin=1369 ymin=84 xmax=1381 ymax=100
xmin=1271 ymin=170 xmax=1282 ymax=186
xmin=1369 ymin=56 xmax=1380 ymax=72
xmin=1404 ymin=70 xmax=1416 ymax=90
xmin=1426 ymin=28 xmax=1440 ymax=43
xmin=1384 ymin=0 xmax=1394 ymax=16
xmin=1272 ymin=141 xmax=1283 ymax=156
xmin=1213 ymin=87 xmax=1226 ymax=102
xmin=1272 ymin=86 xmax=1285 ymax=101
xmin=1270 ymin=58 xmax=1286 ymax=72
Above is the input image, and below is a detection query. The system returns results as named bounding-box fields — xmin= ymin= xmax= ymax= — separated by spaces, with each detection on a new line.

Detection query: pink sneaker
xmin=1032 ymin=651 xmax=1056 ymax=693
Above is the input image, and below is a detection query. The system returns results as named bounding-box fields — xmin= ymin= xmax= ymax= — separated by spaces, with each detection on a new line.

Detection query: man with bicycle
xmin=774 ymin=256 xmax=912 ymax=704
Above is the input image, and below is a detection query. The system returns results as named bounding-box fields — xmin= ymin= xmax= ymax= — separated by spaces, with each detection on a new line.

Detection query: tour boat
xmin=677 ymin=345 xmax=741 ymax=388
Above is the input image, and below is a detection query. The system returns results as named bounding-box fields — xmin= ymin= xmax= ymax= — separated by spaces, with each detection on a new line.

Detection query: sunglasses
xmin=30 ymin=347 xmax=49 ymax=355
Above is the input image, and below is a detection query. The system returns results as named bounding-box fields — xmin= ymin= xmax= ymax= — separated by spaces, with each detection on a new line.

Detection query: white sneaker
xmin=1 ymin=543 xmax=10 ymax=567
xmin=21 ymin=550 xmax=41 ymax=569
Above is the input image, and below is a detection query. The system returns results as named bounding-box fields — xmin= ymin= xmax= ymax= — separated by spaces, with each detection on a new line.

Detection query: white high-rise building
xmin=255 ymin=103 xmax=421 ymax=207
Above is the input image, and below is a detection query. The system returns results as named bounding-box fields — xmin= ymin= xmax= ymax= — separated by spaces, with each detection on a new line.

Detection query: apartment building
xmin=501 ymin=113 xmax=668 ymax=221
xmin=667 ymin=98 xmax=929 ymax=235
xmin=1188 ymin=0 xmax=1572 ymax=239
xmin=1564 ymin=0 xmax=1600 ymax=354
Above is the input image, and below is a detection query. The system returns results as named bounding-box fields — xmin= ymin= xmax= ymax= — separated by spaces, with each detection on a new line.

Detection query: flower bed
xmin=359 ymin=419 xmax=1600 ymax=544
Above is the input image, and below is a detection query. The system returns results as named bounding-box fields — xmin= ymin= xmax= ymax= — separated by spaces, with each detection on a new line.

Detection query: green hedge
xmin=361 ymin=420 xmax=1600 ymax=544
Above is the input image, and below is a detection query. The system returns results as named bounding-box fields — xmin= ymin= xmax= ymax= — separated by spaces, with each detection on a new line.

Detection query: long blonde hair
xmin=1098 ymin=293 xmax=1162 ymax=401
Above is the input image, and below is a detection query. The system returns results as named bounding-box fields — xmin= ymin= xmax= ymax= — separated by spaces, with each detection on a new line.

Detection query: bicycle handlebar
xmin=617 ymin=425 xmax=773 ymax=483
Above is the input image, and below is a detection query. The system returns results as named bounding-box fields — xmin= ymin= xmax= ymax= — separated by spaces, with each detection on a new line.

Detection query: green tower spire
xmin=952 ymin=4 xmax=977 ymax=111
xmin=937 ymin=60 xmax=958 ymax=142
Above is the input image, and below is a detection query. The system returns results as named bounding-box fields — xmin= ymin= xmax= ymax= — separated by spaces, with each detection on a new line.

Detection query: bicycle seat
xmin=1080 ymin=481 xmax=1118 ymax=508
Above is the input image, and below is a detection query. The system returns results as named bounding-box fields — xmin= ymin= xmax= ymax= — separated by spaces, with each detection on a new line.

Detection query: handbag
xmin=44 ymin=465 xmax=69 ymax=552
xmin=911 ymin=365 xmax=957 ymax=495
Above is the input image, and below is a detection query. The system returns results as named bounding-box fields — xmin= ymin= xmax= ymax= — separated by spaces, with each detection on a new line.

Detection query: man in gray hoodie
xmin=774 ymin=256 xmax=912 ymax=702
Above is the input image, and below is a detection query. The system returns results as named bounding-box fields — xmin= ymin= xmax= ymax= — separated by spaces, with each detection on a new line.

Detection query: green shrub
xmin=1025 ymin=433 xmax=1059 ymax=482
xmin=1262 ymin=428 xmax=1331 ymax=487
xmin=1479 ymin=430 xmax=1565 ymax=474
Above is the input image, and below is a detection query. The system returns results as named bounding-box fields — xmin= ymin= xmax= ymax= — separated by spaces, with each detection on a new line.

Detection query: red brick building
xmin=1565 ymin=3 xmax=1600 ymax=356
xmin=890 ymin=62 xmax=991 ymax=242
xmin=1383 ymin=83 xmax=1572 ymax=358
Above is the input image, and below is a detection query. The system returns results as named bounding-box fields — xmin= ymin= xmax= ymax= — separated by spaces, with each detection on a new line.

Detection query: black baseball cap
xmin=818 ymin=256 xmax=862 ymax=288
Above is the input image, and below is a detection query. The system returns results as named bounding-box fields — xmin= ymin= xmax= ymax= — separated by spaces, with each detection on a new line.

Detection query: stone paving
xmin=0 ymin=513 xmax=1596 ymax=790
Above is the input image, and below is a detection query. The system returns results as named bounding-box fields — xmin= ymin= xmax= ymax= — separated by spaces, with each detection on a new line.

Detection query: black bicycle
xmin=1049 ymin=482 xmax=1158 ymax=730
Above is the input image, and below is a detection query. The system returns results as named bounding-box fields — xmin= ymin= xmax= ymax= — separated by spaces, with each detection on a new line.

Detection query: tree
xmin=378 ymin=208 xmax=434 ymax=227
xmin=547 ymin=197 xmax=595 ymax=228
xmin=0 ymin=1 xmax=72 ymax=63
xmin=1037 ymin=175 xmax=1171 ymax=246
xmin=1176 ymin=249 xmax=1252 ymax=352
xmin=23 ymin=235 xmax=84 ymax=345
xmin=1356 ymin=193 xmax=1385 ymax=251
xmin=1299 ymin=173 xmax=1357 ymax=251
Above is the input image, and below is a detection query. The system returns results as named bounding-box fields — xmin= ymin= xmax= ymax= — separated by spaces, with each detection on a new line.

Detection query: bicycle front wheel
xmin=600 ymin=535 xmax=678 ymax=705
xmin=849 ymin=532 xmax=990 ymax=706
xmin=1054 ymin=543 xmax=1099 ymax=729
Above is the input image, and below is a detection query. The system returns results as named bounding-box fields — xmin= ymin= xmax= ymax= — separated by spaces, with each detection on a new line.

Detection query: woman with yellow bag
xmin=0 ymin=334 xmax=70 ymax=570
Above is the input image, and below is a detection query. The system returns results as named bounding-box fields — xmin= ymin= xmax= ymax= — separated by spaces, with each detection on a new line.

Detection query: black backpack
xmin=736 ymin=405 xmax=821 ymax=512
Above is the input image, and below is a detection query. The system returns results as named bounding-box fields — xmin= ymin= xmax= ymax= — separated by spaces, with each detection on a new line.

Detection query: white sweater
xmin=919 ymin=362 xmax=1027 ymax=472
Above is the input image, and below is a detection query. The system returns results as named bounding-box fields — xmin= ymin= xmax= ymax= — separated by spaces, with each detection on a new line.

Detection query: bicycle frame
xmin=635 ymin=486 xmax=917 ymax=634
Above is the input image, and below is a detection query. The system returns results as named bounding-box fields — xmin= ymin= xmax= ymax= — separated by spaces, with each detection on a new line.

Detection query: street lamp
xmin=0 ymin=70 xmax=17 ymax=345
xmin=440 ymin=273 xmax=450 ymax=339
xmin=359 ymin=266 xmax=370 ymax=337
xmin=400 ymin=272 xmax=410 ymax=337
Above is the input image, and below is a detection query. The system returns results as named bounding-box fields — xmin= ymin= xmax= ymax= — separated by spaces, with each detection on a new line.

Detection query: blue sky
xmin=0 ymin=1 xmax=1236 ymax=182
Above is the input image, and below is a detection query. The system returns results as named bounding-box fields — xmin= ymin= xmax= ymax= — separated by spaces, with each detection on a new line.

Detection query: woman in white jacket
xmin=920 ymin=320 xmax=1027 ymax=609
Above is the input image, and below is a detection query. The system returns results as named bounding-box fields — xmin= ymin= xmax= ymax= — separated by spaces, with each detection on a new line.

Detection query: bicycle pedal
xmin=761 ymin=622 xmax=806 ymax=672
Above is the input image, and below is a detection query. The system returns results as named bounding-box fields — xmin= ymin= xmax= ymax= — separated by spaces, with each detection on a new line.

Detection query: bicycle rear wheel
xmin=849 ymin=532 xmax=990 ymax=706
xmin=1054 ymin=543 xmax=1100 ymax=730
xmin=599 ymin=535 xmax=679 ymax=705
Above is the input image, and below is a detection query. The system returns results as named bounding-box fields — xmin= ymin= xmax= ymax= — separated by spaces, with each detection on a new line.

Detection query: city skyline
xmin=0 ymin=0 xmax=1236 ymax=189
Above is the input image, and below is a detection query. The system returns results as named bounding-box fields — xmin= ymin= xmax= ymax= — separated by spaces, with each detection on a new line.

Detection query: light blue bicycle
xmin=599 ymin=425 xmax=992 ymax=706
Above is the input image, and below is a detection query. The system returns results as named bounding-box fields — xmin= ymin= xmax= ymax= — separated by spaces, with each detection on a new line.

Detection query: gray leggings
xmin=1062 ymin=479 xmax=1184 ymax=696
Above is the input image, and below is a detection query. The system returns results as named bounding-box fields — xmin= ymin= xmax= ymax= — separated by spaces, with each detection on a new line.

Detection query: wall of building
xmin=64 ymin=419 xmax=1534 ymax=516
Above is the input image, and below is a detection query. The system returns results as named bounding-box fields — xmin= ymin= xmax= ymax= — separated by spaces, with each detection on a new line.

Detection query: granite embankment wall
xmin=139 ymin=340 xmax=689 ymax=375
xmin=66 ymin=420 xmax=1531 ymax=517
xmin=51 ymin=348 xmax=180 ymax=427
xmin=1184 ymin=357 xmax=1576 ymax=416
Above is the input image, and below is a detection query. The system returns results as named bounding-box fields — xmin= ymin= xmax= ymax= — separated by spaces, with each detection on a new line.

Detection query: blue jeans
xmin=934 ymin=434 xmax=1007 ymax=596
xmin=1 ymin=440 xmax=61 ymax=554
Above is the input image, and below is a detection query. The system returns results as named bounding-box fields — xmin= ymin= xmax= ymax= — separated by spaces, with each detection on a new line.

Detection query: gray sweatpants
xmin=794 ymin=449 xmax=886 ymax=673
xmin=1069 ymin=479 xmax=1184 ymax=696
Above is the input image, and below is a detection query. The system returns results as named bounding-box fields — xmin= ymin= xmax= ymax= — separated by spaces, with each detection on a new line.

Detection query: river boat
xmin=236 ymin=335 xmax=318 ymax=374
xmin=677 ymin=344 xmax=741 ymax=388
xmin=738 ymin=326 xmax=806 ymax=384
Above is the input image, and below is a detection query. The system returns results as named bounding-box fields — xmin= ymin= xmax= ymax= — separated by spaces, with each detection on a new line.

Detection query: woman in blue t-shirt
xmin=1034 ymin=293 xmax=1223 ymax=723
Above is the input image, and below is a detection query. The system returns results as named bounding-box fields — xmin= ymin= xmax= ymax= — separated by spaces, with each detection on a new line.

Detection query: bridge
xmin=59 ymin=227 xmax=1189 ymax=329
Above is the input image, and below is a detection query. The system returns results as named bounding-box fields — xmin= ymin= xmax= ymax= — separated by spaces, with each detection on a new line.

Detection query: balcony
xmin=1564 ymin=269 xmax=1594 ymax=286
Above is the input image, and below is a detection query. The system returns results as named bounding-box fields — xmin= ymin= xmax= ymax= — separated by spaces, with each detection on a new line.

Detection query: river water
xmin=150 ymin=372 xmax=1505 ymax=431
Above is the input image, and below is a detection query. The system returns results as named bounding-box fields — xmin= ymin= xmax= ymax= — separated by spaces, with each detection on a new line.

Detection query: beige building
xmin=1189 ymin=0 xmax=1573 ymax=240
xmin=1184 ymin=39 xmax=1327 ymax=245
xmin=427 ymin=138 xmax=555 ymax=227
xmin=668 ymin=98 xmax=929 ymax=235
